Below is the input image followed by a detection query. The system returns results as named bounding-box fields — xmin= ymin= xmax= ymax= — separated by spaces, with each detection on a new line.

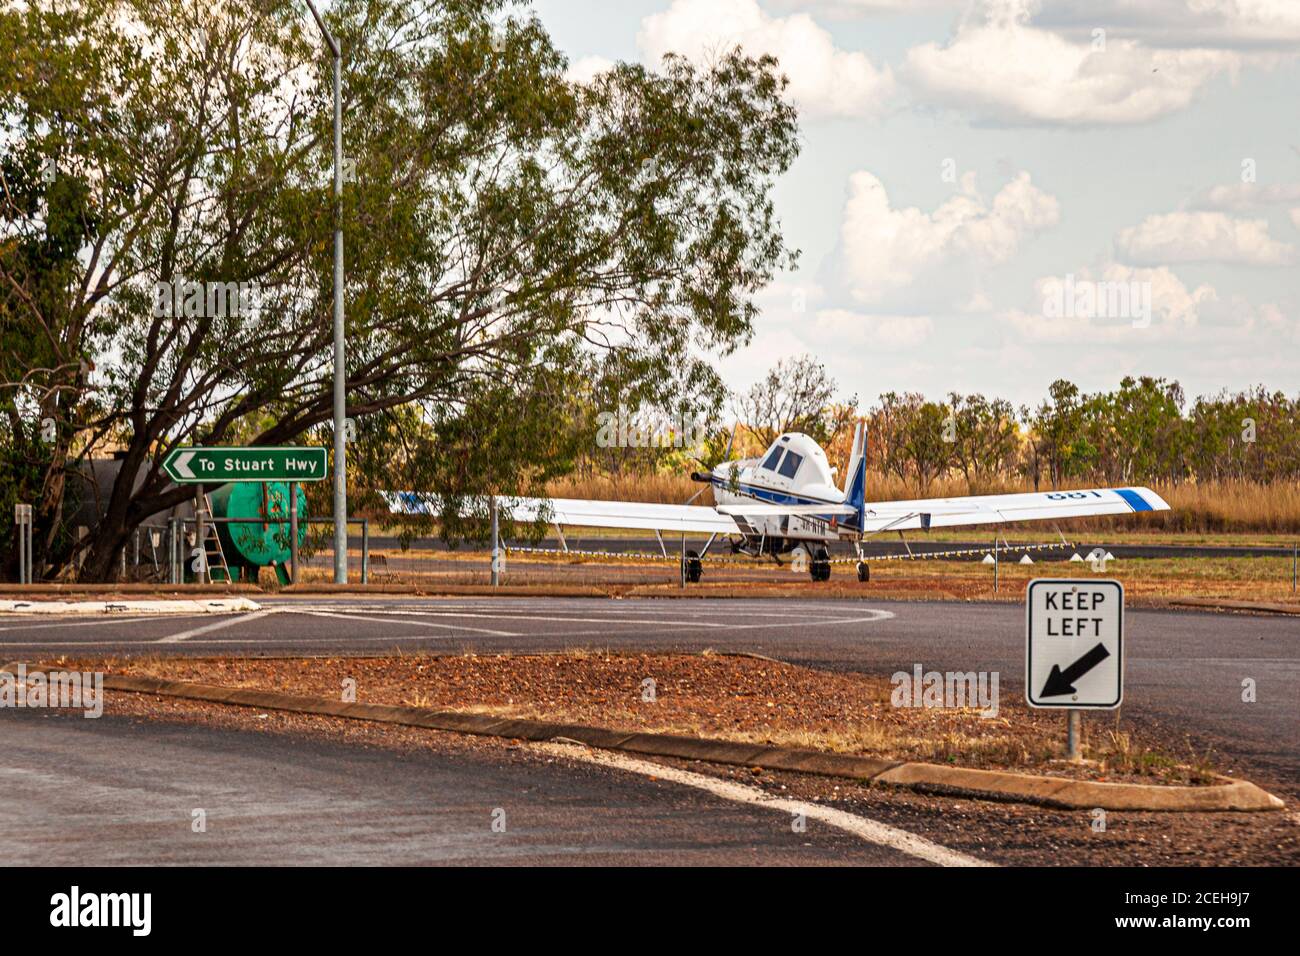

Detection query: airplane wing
xmin=860 ymin=487 xmax=1170 ymax=533
xmin=507 ymin=497 xmax=739 ymax=534
xmin=382 ymin=492 xmax=739 ymax=535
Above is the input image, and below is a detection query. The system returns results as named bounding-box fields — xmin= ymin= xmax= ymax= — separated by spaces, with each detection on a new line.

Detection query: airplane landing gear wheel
xmin=683 ymin=549 xmax=703 ymax=584
xmin=810 ymin=546 xmax=832 ymax=582
xmin=856 ymin=561 xmax=870 ymax=583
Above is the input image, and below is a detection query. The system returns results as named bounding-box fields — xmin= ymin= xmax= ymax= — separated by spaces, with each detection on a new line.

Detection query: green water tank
xmin=206 ymin=481 xmax=308 ymax=576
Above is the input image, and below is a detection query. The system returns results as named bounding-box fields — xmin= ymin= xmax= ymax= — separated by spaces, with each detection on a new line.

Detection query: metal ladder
xmin=198 ymin=494 xmax=232 ymax=583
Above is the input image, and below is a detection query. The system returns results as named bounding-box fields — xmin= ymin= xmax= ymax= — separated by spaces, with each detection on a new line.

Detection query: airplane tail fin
xmin=843 ymin=422 xmax=867 ymax=529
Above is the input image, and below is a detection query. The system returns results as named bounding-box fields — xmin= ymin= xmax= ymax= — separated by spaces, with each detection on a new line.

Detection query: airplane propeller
xmin=684 ymin=422 xmax=738 ymax=505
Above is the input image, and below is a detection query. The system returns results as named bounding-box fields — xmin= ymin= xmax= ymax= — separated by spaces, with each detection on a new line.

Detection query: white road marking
xmin=297 ymin=608 xmax=896 ymax=631
xmin=155 ymin=609 xmax=280 ymax=644
xmin=0 ymin=616 xmax=160 ymax=633
xmin=266 ymin=601 xmax=888 ymax=621
xmin=0 ymin=633 xmax=450 ymax=648
xmin=533 ymin=742 xmax=991 ymax=868
xmin=295 ymin=610 xmax=518 ymax=637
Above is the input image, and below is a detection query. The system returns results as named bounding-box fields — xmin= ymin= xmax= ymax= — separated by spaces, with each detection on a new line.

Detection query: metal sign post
xmin=289 ymin=481 xmax=300 ymax=585
xmin=194 ymin=486 xmax=207 ymax=585
xmin=1026 ymin=578 xmax=1125 ymax=761
xmin=14 ymin=503 xmax=33 ymax=584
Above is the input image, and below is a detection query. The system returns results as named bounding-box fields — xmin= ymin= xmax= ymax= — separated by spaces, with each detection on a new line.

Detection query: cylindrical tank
xmin=207 ymin=481 xmax=308 ymax=572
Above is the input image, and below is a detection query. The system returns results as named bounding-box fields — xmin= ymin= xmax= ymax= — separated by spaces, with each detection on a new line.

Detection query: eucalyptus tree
xmin=0 ymin=0 xmax=799 ymax=579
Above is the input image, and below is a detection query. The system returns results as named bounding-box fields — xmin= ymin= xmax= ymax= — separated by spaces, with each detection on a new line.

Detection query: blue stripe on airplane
xmin=1115 ymin=488 xmax=1152 ymax=512
xmin=709 ymin=476 xmax=853 ymax=522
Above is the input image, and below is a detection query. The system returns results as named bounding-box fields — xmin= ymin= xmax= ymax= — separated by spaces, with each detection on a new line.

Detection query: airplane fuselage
xmin=695 ymin=432 xmax=857 ymax=554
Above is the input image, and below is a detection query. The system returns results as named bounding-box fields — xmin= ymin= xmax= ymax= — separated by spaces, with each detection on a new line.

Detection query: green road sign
xmin=162 ymin=446 xmax=329 ymax=483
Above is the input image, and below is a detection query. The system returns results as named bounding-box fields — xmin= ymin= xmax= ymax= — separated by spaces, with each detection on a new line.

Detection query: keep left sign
xmin=1026 ymin=579 xmax=1123 ymax=709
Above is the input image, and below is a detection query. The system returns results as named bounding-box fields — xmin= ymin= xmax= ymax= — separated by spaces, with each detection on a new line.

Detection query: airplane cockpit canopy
xmin=757 ymin=433 xmax=835 ymax=487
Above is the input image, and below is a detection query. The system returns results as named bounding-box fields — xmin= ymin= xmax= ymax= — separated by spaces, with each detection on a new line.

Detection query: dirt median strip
xmin=70 ymin=669 xmax=1284 ymax=812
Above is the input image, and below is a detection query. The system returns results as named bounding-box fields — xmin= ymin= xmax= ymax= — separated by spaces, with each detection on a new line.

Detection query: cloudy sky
xmin=531 ymin=0 xmax=1300 ymax=407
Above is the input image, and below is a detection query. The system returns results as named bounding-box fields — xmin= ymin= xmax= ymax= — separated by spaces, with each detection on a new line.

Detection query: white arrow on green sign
xmin=162 ymin=446 xmax=329 ymax=483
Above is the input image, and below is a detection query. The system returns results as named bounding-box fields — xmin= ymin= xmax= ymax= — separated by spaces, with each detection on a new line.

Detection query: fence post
xmin=993 ymin=533 xmax=999 ymax=594
xmin=14 ymin=504 xmax=32 ymax=584
xmin=172 ymin=518 xmax=181 ymax=584
xmin=490 ymin=497 xmax=500 ymax=587
xmin=361 ymin=518 xmax=369 ymax=585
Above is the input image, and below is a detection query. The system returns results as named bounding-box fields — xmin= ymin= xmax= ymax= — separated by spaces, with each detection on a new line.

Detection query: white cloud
xmin=1115 ymin=210 xmax=1296 ymax=265
xmin=999 ymin=261 xmax=1300 ymax=373
xmin=811 ymin=310 xmax=934 ymax=349
xmin=1035 ymin=1 xmax=1300 ymax=52
xmin=637 ymin=0 xmax=895 ymax=119
xmin=567 ymin=54 xmax=615 ymax=85
xmin=1191 ymin=182 xmax=1300 ymax=210
xmin=840 ymin=169 xmax=1060 ymax=304
xmin=1002 ymin=264 xmax=1218 ymax=342
xmin=817 ymin=0 xmax=963 ymax=9
xmin=903 ymin=0 xmax=1241 ymax=126
xmin=1291 ymin=208 xmax=1300 ymax=230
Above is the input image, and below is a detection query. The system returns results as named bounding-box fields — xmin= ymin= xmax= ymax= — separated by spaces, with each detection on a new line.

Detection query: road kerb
xmin=80 ymin=671 xmax=1286 ymax=812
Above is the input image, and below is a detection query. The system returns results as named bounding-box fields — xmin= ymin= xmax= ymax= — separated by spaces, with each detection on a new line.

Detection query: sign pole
xmin=289 ymin=481 xmax=300 ymax=585
xmin=1026 ymin=579 xmax=1125 ymax=755
xmin=1066 ymin=708 xmax=1081 ymax=761
xmin=194 ymin=485 xmax=206 ymax=584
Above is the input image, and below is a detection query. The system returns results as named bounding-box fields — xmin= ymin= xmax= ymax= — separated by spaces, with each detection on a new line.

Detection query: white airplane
xmin=384 ymin=423 xmax=1170 ymax=583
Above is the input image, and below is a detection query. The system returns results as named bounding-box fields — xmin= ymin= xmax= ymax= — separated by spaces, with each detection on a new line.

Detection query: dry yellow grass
xmin=547 ymin=471 xmax=1300 ymax=534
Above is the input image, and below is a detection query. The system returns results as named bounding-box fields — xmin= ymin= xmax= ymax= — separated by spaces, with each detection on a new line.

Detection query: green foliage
xmin=869 ymin=378 xmax=1299 ymax=493
xmin=0 ymin=0 xmax=799 ymax=578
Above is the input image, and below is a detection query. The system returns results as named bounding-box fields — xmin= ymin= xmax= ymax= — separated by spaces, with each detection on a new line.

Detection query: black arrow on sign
xmin=1039 ymin=642 xmax=1111 ymax=698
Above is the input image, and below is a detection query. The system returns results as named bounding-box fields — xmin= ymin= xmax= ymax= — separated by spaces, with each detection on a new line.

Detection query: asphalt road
xmin=0 ymin=707 xmax=941 ymax=865
xmin=2 ymin=596 xmax=1296 ymax=792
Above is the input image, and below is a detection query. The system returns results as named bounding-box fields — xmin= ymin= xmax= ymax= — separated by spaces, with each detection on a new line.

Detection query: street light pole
xmin=304 ymin=1 xmax=348 ymax=583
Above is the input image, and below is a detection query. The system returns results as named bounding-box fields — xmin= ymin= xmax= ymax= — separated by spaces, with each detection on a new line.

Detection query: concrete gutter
xmin=278 ymin=583 xmax=609 ymax=597
xmin=1169 ymin=597 xmax=1300 ymax=616
xmin=85 ymin=671 xmax=1285 ymax=812
xmin=0 ymin=583 xmax=262 ymax=599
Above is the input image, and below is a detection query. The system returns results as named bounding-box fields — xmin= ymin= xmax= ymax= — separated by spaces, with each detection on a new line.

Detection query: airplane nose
xmin=690 ymin=472 xmax=712 ymax=483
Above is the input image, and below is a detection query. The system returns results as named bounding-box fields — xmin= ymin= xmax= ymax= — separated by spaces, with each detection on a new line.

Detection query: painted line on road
xmin=298 ymin=608 xmax=897 ymax=632
xmin=156 ymin=609 xmax=280 ymax=644
xmin=279 ymin=604 xmax=875 ymax=622
xmin=295 ymin=610 xmax=519 ymax=637
xmin=533 ymin=742 xmax=990 ymax=868
xmin=0 ymin=633 xmax=453 ymax=649
xmin=0 ymin=616 xmax=161 ymax=634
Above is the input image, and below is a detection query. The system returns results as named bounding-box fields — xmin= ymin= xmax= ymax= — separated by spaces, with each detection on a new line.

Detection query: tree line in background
xmin=575 ymin=356 xmax=1300 ymax=495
